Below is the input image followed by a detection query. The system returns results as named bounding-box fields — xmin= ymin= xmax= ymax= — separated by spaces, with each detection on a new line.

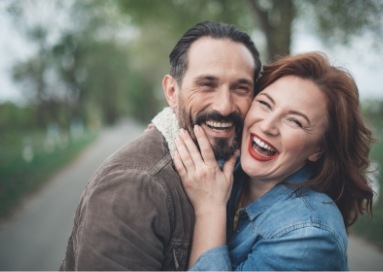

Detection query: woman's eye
xmin=288 ymin=118 xmax=303 ymax=128
xmin=256 ymin=100 xmax=271 ymax=109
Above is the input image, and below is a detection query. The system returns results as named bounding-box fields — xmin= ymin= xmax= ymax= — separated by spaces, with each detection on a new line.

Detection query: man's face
xmin=175 ymin=37 xmax=256 ymax=161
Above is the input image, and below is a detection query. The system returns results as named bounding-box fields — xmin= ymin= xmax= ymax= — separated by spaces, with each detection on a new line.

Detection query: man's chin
xmin=211 ymin=138 xmax=237 ymax=161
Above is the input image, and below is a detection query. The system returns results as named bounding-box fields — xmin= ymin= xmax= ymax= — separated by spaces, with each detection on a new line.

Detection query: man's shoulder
xmin=107 ymin=127 xmax=172 ymax=172
xmin=87 ymin=127 xmax=178 ymax=191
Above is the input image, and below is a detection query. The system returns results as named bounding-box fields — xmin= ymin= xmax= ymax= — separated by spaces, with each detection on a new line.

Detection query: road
xmin=0 ymin=118 xmax=144 ymax=270
xmin=0 ymin=118 xmax=382 ymax=271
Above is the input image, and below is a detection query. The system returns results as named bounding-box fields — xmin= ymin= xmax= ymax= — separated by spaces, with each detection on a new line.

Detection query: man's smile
xmin=205 ymin=120 xmax=234 ymax=130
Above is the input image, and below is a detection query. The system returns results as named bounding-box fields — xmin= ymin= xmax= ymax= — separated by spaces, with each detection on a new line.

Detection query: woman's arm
xmin=174 ymin=125 xmax=237 ymax=268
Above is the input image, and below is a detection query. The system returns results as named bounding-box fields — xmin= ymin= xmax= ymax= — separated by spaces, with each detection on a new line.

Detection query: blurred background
xmin=0 ymin=0 xmax=382 ymax=270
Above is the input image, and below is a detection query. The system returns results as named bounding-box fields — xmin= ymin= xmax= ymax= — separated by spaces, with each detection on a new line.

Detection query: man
xmin=60 ymin=21 xmax=261 ymax=271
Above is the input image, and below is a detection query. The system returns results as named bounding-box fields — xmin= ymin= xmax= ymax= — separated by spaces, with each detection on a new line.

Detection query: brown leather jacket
xmin=60 ymin=127 xmax=194 ymax=270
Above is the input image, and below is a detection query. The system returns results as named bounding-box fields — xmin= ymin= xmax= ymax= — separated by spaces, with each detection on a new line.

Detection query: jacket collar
xmin=152 ymin=107 xmax=180 ymax=157
xmin=244 ymin=165 xmax=313 ymax=220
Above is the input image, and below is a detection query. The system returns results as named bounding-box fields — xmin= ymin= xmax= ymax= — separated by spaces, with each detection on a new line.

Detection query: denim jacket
xmin=190 ymin=166 xmax=349 ymax=271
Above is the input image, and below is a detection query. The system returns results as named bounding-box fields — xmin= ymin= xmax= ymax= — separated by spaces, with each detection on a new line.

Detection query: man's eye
xmin=237 ymin=86 xmax=250 ymax=92
xmin=199 ymin=82 xmax=214 ymax=88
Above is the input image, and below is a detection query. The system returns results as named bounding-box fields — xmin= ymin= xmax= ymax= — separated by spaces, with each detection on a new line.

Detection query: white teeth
xmin=206 ymin=120 xmax=233 ymax=128
xmin=252 ymin=136 xmax=275 ymax=152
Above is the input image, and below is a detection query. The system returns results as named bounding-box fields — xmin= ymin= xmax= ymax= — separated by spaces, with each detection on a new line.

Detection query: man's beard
xmin=178 ymin=107 xmax=243 ymax=161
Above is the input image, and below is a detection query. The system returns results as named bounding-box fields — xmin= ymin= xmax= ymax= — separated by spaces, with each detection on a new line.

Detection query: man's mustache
xmin=195 ymin=111 xmax=242 ymax=126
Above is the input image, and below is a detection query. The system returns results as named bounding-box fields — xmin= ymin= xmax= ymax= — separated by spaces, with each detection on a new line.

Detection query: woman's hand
xmin=174 ymin=125 xmax=238 ymax=215
xmin=174 ymin=125 xmax=238 ymax=267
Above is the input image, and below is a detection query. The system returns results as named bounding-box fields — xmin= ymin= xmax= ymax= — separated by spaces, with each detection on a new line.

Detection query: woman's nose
xmin=259 ymin=115 xmax=279 ymax=136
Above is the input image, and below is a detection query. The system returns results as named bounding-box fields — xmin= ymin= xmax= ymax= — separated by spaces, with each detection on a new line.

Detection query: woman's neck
xmin=245 ymin=177 xmax=281 ymax=204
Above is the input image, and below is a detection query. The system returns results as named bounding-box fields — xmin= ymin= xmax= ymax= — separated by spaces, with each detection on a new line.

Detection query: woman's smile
xmin=248 ymin=133 xmax=279 ymax=161
xmin=240 ymin=75 xmax=328 ymax=184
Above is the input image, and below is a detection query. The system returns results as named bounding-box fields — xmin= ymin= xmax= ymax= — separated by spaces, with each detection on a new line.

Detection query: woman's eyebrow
xmin=258 ymin=92 xmax=311 ymax=124
xmin=288 ymin=110 xmax=311 ymax=124
xmin=257 ymin=93 xmax=274 ymax=104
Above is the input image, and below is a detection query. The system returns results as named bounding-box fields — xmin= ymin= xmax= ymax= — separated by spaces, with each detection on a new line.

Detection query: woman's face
xmin=241 ymin=75 xmax=328 ymax=185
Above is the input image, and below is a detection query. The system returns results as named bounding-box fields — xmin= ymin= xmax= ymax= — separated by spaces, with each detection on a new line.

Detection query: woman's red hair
xmin=255 ymin=52 xmax=374 ymax=228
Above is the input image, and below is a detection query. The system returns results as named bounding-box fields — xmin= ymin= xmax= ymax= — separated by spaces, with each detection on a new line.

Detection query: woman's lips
xmin=248 ymin=133 xmax=280 ymax=162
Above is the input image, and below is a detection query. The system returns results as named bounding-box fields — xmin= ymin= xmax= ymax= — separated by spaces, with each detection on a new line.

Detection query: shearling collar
xmin=152 ymin=107 xmax=180 ymax=157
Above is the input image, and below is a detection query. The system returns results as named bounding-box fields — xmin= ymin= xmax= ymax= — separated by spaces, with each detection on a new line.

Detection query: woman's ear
xmin=162 ymin=74 xmax=178 ymax=109
xmin=308 ymin=147 xmax=323 ymax=162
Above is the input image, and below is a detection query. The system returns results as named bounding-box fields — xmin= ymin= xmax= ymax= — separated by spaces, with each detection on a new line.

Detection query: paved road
xmin=0 ymin=118 xmax=382 ymax=271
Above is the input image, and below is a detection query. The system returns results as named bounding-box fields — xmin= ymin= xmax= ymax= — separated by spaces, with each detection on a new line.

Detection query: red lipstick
xmin=248 ymin=133 xmax=279 ymax=162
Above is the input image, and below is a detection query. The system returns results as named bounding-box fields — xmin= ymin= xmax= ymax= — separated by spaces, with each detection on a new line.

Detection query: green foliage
xmin=7 ymin=0 xmax=382 ymax=129
xmin=117 ymin=0 xmax=383 ymax=61
xmin=297 ymin=0 xmax=383 ymax=45
xmin=118 ymin=0 xmax=255 ymax=34
xmin=125 ymin=71 xmax=164 ymax=123
xmin=351 ymin=139 xmax=383 ymax=249
xmin=7 ymin=0 xmax=160 ymax=128
xmin=351 ymin=100 xmax=383 ymax=249
xmin=0 ymin=100 xmax=98 ymax=218
xmin=362 ymin=99 xmax=383 ymax=138
xmin=0 ymin=103 xmax=36 ymax=133
xmin=0 ymin=129 xmax=97 ymax=218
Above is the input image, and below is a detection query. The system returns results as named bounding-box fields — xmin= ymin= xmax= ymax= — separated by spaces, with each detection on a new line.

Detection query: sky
xmin=1 ymin=2 xmax=382 ymax=103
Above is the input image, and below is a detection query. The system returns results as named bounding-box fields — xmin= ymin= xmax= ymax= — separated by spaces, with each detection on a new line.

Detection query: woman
xmin=174 ymin=52 xmax=374 ymax=271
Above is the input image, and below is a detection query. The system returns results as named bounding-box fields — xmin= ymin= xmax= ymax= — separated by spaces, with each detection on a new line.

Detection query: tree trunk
xmin=247 ymin=0 xmax=295 ymax=61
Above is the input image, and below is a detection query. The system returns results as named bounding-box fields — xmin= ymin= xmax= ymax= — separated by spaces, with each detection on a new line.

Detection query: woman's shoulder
xmin=256 ymin=188 xmax=346 ymax=238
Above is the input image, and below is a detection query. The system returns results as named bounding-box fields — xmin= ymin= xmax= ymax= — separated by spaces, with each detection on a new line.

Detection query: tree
xmin=117 ymin=0 xmax=383 ymax=62
xmin=299 ymin=0 xmax=383 ymax=45
xmin=6 ymin=0 xmax=158 ymax=127
xmin=247 ymin=0 xmax=294 ymax=60
xmin=11 ymin=24 xmax=65 ymax=128
xmin=7 ymin=1 xmax=81 ymax=128
xmin=6 ymin=0 xmax=382 ymax=128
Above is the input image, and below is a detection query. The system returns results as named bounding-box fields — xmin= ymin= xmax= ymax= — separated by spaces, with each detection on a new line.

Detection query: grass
xmin=0 ymin=130 xmax=97 ymax=218
xmin=351 ymin=138 xmax=383 ymax=250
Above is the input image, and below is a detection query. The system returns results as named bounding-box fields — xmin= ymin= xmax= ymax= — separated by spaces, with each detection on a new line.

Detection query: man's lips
xmin=248 ymin=133 xmax=279 ymax=161
xmin=201 ymin=120 xmax=235 ymax=137
xmin=205 ymin=120 xmax=233 ymax=130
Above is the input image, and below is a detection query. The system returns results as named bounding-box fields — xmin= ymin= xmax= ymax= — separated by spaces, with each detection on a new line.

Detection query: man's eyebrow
xmin=195 ymin=75 xmax=218 ymax=82
xmin=233 ymin=78 xmax=253 ymax=86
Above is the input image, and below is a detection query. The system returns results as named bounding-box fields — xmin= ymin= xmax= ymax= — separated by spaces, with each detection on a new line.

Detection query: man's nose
xmin=212 ymin=90 xmax=235 ymax=116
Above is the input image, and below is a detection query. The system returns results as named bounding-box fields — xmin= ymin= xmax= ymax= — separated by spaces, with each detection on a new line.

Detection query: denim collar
xmin=243 ymin=165 xmax=313 ymax=221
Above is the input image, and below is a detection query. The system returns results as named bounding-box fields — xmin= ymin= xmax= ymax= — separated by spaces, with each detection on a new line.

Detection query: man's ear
xmin=162 ymin=74 xmax=178 ymax=109
xmin=308 ymin=146 xmax=323 ymax=162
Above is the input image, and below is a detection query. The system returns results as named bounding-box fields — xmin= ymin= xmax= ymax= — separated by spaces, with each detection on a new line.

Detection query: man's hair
xmin=169 ymin=21 xmax=261 ymax=86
